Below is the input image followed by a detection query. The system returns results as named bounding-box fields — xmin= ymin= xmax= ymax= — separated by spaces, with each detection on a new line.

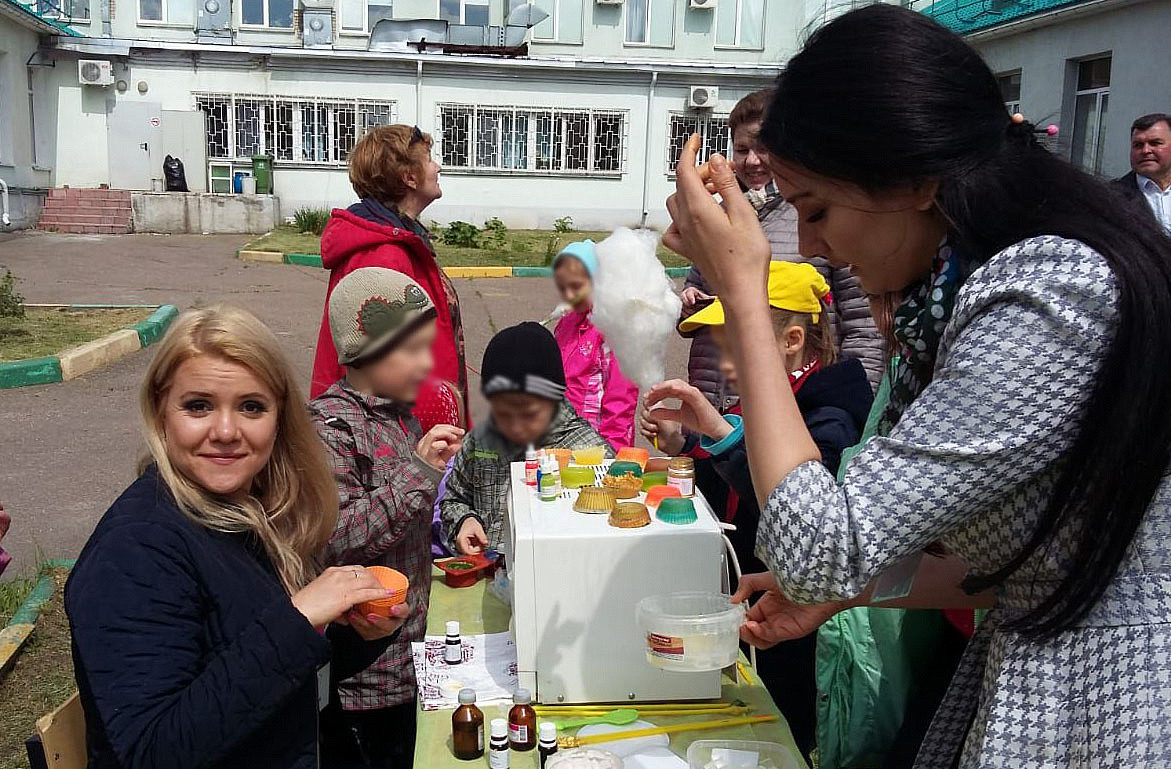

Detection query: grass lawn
xmin=0 ymin=568 xmax=75 ymax=769
xmin=0 ymin=307 xmax=152 ymax=363
xmin=243 ymin=226 xmax=690 ymax=268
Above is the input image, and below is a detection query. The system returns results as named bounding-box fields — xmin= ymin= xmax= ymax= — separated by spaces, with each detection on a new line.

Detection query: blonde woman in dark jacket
xmin=681 ymin=90 xmax=885 ymax=400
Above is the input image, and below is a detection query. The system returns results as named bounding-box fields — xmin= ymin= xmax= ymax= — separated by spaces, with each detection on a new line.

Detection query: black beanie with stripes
xmin=480 ymin=322 xmax=567 ymax=402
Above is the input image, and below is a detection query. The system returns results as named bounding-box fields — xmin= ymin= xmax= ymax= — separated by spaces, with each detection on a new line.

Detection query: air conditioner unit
xmin=77 ymin=59 xmax=113 ymax=86
xmin=689 ymin=0 xmax=715 ymax=9
xmin=196 ymin=0 xmax=231 ymax=31
xmin=302 ymin=7 xmax=334 ymax=46
xmin=688 ymin=85 xmax=719 ymax=109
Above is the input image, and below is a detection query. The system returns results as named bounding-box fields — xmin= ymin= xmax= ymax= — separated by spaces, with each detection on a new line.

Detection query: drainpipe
xmin=638 ymin=70 xmax=658 ymax=228
xmin=416 ymin=60 xmax=423 ymax=125
xmin=0 ymin=178 xmax=10 ymax=227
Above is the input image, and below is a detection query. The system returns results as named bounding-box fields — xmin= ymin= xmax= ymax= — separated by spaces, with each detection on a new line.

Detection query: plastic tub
xmin=642 ymin=471 xmax=668 ymax=491
xmin=686 ymin=740 xmax=801 ymax=769
xmin=635 ymin=592 xmax=745 ymax=672
xmin=572 ymin=445 xmax=606 ymax=466
xmin=561 ymin=465 xmax=596 ymax=489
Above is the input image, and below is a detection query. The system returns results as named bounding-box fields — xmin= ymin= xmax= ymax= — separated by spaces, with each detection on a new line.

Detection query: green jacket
xmin=438 ymin=399 xmax=612 ymax=552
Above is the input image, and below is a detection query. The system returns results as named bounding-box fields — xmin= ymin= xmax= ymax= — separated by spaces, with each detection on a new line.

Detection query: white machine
xmin=506 ymin=461 xmax=729 ymax=704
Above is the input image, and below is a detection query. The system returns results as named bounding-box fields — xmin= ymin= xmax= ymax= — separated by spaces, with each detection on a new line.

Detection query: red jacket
xmin=310 ymin=204 xmax=469 ymax=424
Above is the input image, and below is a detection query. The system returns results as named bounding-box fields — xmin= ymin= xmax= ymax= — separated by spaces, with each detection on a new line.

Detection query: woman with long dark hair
xmin=658 ymin=4 xmax=1171 ymax=765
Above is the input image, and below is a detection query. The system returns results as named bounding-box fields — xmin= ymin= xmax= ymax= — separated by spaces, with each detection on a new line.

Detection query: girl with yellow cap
xmin=639 ymin=261 xmax=872 ymax=760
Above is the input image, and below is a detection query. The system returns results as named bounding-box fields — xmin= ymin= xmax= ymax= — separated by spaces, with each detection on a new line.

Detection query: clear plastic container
xmin=686 ymin=740 xmax=801 ymax=769
xmin=635 ymin=592 xmax=746 ymax=672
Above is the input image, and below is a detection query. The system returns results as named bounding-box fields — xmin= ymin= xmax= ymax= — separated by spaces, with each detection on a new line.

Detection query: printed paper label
xmin=647 ymin=632 xmax=686 ymax=662
xmin=667 ymin=476 xmax=694 ymax=496
xmin=509 ymin=723 xmax=529 ymax=743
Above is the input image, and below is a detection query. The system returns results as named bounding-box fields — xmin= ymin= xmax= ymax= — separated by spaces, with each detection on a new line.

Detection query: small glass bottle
xmin=538 ymin=458 xmax=561 ymax=502
xmin=538 ymin=721 xmax=558 ymax=768
xmin=525 ymin=444 xmax=539 ymax=486
xmin=667 ymin=456 xmax=695 ymax=498
xmin=489 ymin=718 xmax=510 ymax=769
xmin=508 ymin=688 xmax=537 ymax=751
xmin=444 ymin=621 xmax=462 ymax=665
xmin=451 ymin=688 xmax=484 ymax=760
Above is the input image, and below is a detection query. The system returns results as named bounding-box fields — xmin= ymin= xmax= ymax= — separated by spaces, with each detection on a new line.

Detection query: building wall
xmin=973 ymin=0 xmax=1171 ymax=179
xmin=44 ymin=48 xmax=773 ymax=228
xmin=0 ymin=15 xmax=51 ymax=228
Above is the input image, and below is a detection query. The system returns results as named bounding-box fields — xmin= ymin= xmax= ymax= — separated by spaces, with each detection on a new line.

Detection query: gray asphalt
xmin=0 ymin=230 xmax=687 ymax=576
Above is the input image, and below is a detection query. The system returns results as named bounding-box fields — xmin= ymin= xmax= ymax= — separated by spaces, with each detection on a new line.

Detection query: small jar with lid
xmin=451 ymin=688 xmax=484 ymax=760
xmin=667 ymin=457 xmax=695 ymax=498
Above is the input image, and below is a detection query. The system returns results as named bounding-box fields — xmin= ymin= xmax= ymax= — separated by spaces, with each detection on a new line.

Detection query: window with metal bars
xmin=194 ymin=94 xmax=396 ymax=165
xmin=438 ymin=104 xmax=627 ymax=175
xmin=666 ymin=113 xmax=731 ymax=174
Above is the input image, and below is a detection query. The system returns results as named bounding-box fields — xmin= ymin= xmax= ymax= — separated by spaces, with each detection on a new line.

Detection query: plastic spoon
xmin=556 ymin=708 xmax=640 ymax=730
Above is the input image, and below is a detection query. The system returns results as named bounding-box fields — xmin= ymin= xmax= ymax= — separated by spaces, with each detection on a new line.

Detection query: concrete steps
xmin=38 ymin=188 xmax=133 ymax=234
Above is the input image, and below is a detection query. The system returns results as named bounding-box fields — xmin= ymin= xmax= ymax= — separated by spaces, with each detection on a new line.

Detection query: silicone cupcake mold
xmin=656 ymin=497 xmax=698 ymax=525
xmin=606 ymin=460 xmax=644 ymax=478
xmin=609 ymin=502 xmax=651 ymax=528
xmin=572 ymin=445 xmax=606 ymax=466
xmin=644 ymin=485 xmax=683 ymax=511
xmin=641 ymin=471 xmax=668 ymax=491
xmin=545 ymin=448 xmax=572 ymax=469
xmin=615 ymin=447 xmax=650 ymax=470
xmin=357 ymin=566 xmax=409 ymax=616
xmin=602 ymin=472 xmax=642 ymax=499
xmin=561 ymin=465 xmax=597 ymax=489
xmin=573 ymin=486 xmax=618 ymax=514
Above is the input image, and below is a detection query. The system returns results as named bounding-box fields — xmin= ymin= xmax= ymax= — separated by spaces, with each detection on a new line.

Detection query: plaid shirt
xmin=311 ymin=379 xmax=443 ymax=710
xmin=439 ymin=399 xmax=613 ymax=552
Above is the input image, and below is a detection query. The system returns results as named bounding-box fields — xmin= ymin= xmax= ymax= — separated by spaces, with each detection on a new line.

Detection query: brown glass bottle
xmin=452 ymin=688 xmax=484 ymax=760
xmin=508 ymin=688 xmax=537 ymax=751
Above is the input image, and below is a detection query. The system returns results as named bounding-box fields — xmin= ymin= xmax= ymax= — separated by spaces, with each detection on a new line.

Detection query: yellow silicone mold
xmin=573 ymin=486 xmax=618 ymax=514
xmin=609 ymin=502 xmax=651 ymax=528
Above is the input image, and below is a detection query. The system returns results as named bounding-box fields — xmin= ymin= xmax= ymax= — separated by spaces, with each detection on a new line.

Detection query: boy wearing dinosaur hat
xmin=311 ymin=266 xmax=465 ymax=768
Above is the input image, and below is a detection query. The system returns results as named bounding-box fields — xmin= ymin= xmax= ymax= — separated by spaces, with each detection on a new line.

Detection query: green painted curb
xmin=6 ymin=561 xmax=75 ymax=627
xmin=130 ymin=304 xmax=179 ymax=348
xmin=0 ymin=356 xmax=62 ymax=389
xmin=511 ymin=266 xmax=552 ymax=277
xmin=664 ymin=267 xmax=690 ymax=278
xmin=287 ymin=253 xmax=323 ymax=268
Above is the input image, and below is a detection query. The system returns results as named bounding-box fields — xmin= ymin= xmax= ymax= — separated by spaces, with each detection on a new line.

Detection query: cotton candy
xmin=591 ymin=228 xmax=682 ymax=391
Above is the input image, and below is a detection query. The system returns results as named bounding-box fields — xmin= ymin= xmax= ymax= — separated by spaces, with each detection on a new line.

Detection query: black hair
xmin=1132 ymin=113 xmax=1171 ymax=133
xmin=762 ymin=4 xmax=1171 ymax=638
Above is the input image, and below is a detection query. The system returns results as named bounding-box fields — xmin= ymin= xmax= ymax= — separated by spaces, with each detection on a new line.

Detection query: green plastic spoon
xmin=556 ymin=708 xmax=640 ymax=730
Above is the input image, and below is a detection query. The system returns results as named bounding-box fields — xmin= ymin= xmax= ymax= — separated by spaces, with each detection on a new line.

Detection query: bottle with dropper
xmin=525 ymin=444 xmax=539 ymax=486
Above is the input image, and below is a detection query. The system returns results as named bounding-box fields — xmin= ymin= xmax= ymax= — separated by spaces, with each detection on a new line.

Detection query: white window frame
xmin=338 ymin=0 xmax=394 ymax=33
xmin=665 ymin=112 xmax=731 ymax=176
xmin=37 ymin=0 xmax=90 ymax=23
xmin=1070 ymin=57 xmax=1110 ymax=176
xmin=997 ymin=71 xmax=1022 ymax=115
xmin=193 ymin=93 xmax=396 ymax=167
xmin=714 ymin=0 xmax=765 ymax=50
xmin=527 ymin=0 xmax=584 ymax=43
xmin=439 ymin=0 xmax=489 ymax=24
xmin=239 ymin=0 xmax=295 ymax=29
xmin=623 ymin=0 xmax=675 ymax=48
xmin=436 ymin=103 xmax=628 ymax=177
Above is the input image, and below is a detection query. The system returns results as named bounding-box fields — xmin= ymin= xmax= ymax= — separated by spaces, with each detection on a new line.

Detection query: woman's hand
xmin=663 ymin=135 xmax=771 ymax=299
xmin=337 ymin=603 xmax=410 ymax=641
xmin=291 ymin=566 xmax=398 ymax=630
xmin=455 ymin=518 xmax=489 ymax=555
xmin=417 ymin=425 xmax=465 ymax=470
xmin=732 ymin=572 xmax=848 ymax=648
xmin=639 ymin=400 xmax=685 ymax=455
xmin=644 ymin=380 xmax=732 ymax=443
xmin=679 ymin=286 xmax=713 ymax=308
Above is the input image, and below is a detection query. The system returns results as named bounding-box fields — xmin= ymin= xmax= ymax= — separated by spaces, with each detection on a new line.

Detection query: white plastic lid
xmin=539 ymin=722 xmax=557 ymax=741
xmin=526 ymin=444 xmax=537 ymax=459
xmin=458 ymin=688 xmax=476 ymax=705
xmin=513 ymin=687 xmax=532 ymax=704
xmin=491 ymin=718 xmax=508 ymax=738
xmin=446 ymin=620 xmax=460 ymax=635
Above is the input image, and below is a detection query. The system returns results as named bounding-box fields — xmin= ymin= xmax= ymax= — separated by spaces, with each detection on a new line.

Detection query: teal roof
xmin=918 ymin=0 xmax=1086 ymax=34
xmin=0 ymin=0 xmax=82 ymax=35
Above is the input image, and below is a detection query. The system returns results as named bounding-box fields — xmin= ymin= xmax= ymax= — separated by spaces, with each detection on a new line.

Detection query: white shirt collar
xmin=1137 ymin=174 xmax=1171 ymax=194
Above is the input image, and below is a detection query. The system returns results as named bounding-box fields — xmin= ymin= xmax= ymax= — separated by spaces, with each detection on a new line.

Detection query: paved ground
xmin=0 ymin=230 xmax=688 ymax=576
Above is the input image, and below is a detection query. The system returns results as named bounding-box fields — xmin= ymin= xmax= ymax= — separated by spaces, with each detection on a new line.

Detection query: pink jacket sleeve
xmin=599 ymin=343 xmax=639 ymax=449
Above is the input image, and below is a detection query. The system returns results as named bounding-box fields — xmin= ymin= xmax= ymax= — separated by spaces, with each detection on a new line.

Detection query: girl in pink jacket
xmin=550 ymin=240 xmax=639 ymax=449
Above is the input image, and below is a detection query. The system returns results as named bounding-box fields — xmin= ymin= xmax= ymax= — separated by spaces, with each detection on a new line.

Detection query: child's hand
xmin=680 ymin=286 xmax=713 ymax=308
xmin=639 ymin=400 xmax=685 ymax=455
xmin=417 ymin=425 xmax=465 ymax=470
xmin=455 ymin=518 xmax=490 ymax=555
xmin=645 ymin=380 xmax=733 ymax=443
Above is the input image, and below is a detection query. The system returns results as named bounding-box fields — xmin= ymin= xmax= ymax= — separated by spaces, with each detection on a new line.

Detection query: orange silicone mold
xmin=357 ymin=566 xmax=409 ymax=616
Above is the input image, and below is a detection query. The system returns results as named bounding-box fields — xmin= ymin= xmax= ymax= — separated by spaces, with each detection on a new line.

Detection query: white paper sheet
xmin=411 ymin=631 xmax=519 ymax=711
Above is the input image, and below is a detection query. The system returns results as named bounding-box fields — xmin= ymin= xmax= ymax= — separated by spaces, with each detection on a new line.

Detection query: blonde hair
xmin=139 ymin=304 xmax=338 ymax=593
xmin=770 ymin=304 xmax=838 ymax=366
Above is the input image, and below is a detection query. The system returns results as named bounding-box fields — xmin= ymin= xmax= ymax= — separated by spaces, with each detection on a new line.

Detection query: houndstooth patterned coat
xmin=755 ymin=236 xmax=1171 ymax=767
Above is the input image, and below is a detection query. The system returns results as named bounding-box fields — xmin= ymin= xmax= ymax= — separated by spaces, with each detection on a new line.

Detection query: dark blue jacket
xmin=66 ymin=468 xmax=386 ymax=769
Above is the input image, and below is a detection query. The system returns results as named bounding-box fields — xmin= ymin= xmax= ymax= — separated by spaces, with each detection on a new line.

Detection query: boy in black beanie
xmin=439 ymin=322 xmax=613 ymax=554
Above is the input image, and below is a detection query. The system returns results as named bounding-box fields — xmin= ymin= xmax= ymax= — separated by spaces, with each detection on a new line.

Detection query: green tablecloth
xmin=416 ymin=566 xmax=808 ymax=768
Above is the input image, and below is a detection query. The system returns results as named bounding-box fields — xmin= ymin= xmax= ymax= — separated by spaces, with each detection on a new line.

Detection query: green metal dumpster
xmin=251 ymin=155 xmax=274 ymax=194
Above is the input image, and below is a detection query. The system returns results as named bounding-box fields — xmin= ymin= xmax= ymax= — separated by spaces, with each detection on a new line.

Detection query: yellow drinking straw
xmin=557 ymin=714 xmax=778 ymax=748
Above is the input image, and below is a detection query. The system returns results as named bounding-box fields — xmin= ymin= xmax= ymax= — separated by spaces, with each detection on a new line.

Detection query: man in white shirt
xmin=1114 ymin=113 xmax=1171 ymax=233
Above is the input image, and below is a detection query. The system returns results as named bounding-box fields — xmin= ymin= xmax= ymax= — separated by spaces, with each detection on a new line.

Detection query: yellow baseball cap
xmin=678 ymin=261 xmax=830 ymax=333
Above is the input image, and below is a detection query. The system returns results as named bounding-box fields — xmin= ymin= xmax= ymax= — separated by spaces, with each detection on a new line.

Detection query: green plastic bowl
xmin=642 ymin=471 xmax=668 ymax=491
xmin=656 ymin=497 xmax=698 ymax=525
